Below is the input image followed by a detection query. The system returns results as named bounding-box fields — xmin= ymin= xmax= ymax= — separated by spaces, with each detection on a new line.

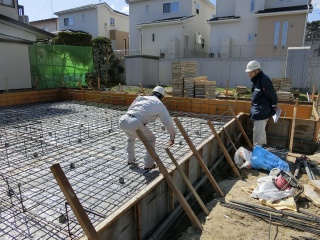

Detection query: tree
xmin=306 ymin=20 xmax=320 ymax=41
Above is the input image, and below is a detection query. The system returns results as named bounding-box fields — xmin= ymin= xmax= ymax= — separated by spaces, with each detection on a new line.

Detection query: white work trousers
xmin=253 ymin=119 xmax=268 ymax=146
xmin=119 ymin=115 xmax=156 ymax=168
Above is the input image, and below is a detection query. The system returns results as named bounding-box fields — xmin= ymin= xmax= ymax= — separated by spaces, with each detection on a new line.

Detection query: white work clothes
xmin=119 ymin=95 xmax=175 ymax=168
xmin=253 ymin=119 xmax=268 ymax=146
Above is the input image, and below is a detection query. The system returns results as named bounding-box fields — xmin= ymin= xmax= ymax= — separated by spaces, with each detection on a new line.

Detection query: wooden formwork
xmin=1 ymin=89 xmax=319 ymax=239
xmin=0 ymin=89 xmax=318 ymax=154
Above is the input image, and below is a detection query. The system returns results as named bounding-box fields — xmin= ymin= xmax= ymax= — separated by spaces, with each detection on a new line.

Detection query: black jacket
xmin=250 ymin=71 xmax=278 ymax=120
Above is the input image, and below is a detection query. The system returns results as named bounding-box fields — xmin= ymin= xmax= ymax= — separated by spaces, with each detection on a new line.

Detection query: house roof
xmin=136 ymin=15 xmax=194 ymax=27
xmin=208 ymin=16 xmax=240 ymax=22
xmin=0 ymin=14 xmax=55 ymax=40
xmin=256 ymin=4 xmax=313 ymax=15
xmin=54 ymin=3 xmax=128 ymax=17
xmin=29 ymin=18 xmax=58 ymax=24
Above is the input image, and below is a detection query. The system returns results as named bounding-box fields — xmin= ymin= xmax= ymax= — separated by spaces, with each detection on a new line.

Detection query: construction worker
xmin=119 ymin=86 xmax=175 ymax=170
xmin=245 ymin=60 xmax=278 ymax=146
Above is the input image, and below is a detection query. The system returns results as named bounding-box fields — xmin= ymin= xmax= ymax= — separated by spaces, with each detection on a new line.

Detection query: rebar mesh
xmin=0 ymin=100 xmax=232 ymax=239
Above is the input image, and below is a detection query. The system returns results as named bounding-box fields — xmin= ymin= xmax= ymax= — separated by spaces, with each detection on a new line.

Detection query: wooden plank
xmin=165 ymin=148 xmax=209 ymax=215
xmin=50 ymin=163 xmax=100 ymax=240
xmin=289 ymin=99 xmax=298 ymax=152
xmin=228 ymin=105 xmax=253 ymax=150
xmin=303 ymin=184 xmax=320 ymax=207
xmin=136 ymin=129 xmax=203 ymax=231
xmin=207 ymin=120 xmax=240 ymax=177
xmin=308 ymin=180 xmax=320 ymax=194
xmin=173 ymin=117 xmax=224 ymax=197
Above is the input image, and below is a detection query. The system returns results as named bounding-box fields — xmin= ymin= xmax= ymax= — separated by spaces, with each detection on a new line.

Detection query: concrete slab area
xmin=0 ymin=101 xmax=232 ymax=239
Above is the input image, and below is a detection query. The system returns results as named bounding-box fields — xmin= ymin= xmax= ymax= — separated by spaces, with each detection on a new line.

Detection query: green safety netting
xmin=28 ymin=44 xmax=94 ymax=89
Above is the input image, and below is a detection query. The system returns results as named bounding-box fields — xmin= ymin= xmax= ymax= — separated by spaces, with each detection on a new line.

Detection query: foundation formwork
xmin=0 ymin=89 xmax=319 ymax=240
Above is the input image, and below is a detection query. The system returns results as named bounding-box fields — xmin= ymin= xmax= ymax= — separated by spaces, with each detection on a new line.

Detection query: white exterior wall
xmin=128 ymin=0 xmax=215 ymax=53
xmin=0 ymin=1 xmax=18 ymax=20
xmin=157 ymin=58 xmax=286 ymax=88
xmin=0 ymin=23 xmax=36 ymax=41
xmin=0 ymin=42 xmax=32 ymax=90
xmin=210 ymin=0 xmax=261 ymax=58
xmin=140 ymin=24 xmax=183 ymax=57
xmin=58 ymin=9 xmax=99 ymax=37
xmin=97 ymin=7 xmax=129 ymax=37
xmin=30 ymin=20 xmax=58 ymax=32
xmin=216 ymin=0 xmax=235 ymax=17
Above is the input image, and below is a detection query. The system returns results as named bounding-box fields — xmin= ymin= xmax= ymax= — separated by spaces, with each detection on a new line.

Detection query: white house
xmin=30 ymin=18 xmax=59 ymax=33
xmin=0 ymin=0 xmax=54 ymax=91
xmin=54 ymin=3 xmax=129 ymax=51
xmin=208 ymin=0 xmax=312 ymax=58
xmin=125 ymin=0 xmax=216 ymax=58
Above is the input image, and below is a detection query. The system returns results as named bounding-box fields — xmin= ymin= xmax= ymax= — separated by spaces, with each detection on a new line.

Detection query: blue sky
xmin=18 ymin=0 xmax=319 ymax=22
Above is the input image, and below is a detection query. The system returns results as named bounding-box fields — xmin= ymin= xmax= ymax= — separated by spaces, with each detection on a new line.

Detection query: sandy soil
xmin=177 ymin=152 xmax=320 ymax=240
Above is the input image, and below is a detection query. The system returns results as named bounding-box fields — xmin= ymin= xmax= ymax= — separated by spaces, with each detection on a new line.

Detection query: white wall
xmin=157 ymin=58 xmax=287 ymax=88
xmin=0 ymin=0 xmax=18 ymax=20
xmin=210 ymin=0 xmax=258 ymax=57
xmin=97 ymin=7 xmax=129 ymax=37
xmin=58 ymin=9 xmax=99 ymax=37
xmin=125 ymin=55 xmax=159 ymax=86
xmin=0 ymin=23 xmax=36 ymax=41
xmin=0 ymin=42 xmax=32 ymax=90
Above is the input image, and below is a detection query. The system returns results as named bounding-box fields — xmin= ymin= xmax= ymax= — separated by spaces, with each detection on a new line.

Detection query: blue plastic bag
xmin=250 ymin=145 xmax=290 ymax=172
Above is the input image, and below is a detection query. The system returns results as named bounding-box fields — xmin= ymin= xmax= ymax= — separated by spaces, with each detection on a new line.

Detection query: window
xmin=110 ymin=17 xmax=115 ymax=27
xmin=281 ymin=21 xmax=288 ymax=50
xmin=250 ymin=0 xmax=255 ymax=12
xmin=64 ymin=17 xmax=74 ymax=26
xmin=163 ymin=2 xmax=179 ymax=14
xmin=273 ymin=21 xmax=280 ymax=50
xmin=248 ymin=33 xmax=253 ymax=43
xmin=152 ymin=34 xmax=155 ymax=42
xmin=196 ymin=3 xmax=200 ymax=14
xmin=145 ymin=5 xmax=149 ymax=14
xmin=0 ymin=0 xmax=14 ymax=7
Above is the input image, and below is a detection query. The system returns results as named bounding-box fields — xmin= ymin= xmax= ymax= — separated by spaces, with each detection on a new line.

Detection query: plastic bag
xmin=250 ymin=145 xmax=290 ymax=172
xmin=251 ymin=176 xmax=295 ymax=202
xmin=234 ymin=147 xmax=252 ymax=169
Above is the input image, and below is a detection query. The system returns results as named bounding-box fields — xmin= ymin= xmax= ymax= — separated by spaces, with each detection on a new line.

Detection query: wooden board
xmin=308 ymin=180 xmax=320 ymax=194
xmin=303 ymin=184 xmax=320 ymax=207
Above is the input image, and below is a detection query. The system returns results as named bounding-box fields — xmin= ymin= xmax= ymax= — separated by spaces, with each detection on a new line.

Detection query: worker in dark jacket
xmin=245 ymin=60 xmax=278 ymax=146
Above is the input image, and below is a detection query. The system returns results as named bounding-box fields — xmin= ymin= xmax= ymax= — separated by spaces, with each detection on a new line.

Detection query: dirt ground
xmin=177 ymin=151 xmax=320 ymax=240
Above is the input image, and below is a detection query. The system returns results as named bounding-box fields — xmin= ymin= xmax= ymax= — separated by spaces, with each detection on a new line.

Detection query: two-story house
xmin=54 ymin=3 xmax=129 ymax=51
xmin=30 ymin=18 xmax=59 ymax=33
xmin=208 ymin=0 xmax=312 ymax=58
xmin=0 ymin=0 xmax=54 ymax=91
xmin=126 ymin=0 xmax=216 ymax=58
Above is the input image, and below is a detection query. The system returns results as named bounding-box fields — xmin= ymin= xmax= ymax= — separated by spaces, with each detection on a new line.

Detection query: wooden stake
xmin=207 ymin=120 xmax=240 ymax=177
xmin=223 ymin=127 xmax=237 ymax=151
xmin=97 ymin=77 xmax=101 ymax=91
xmin=228 ymin=104 xmax=253 ymax=150
xmin=173 ymin=117 xmax=224 ymax=197
xmin=289 ymin=99 xmax=299 ymax=152
xmin=88 ymin=82 xmax=95 ymax=92
xmin=165 ymin=148 xmax=209 ymax=215
xmin=78 ymin=79 xmax=84 ymax=91
xmin=136 ymin=129 xmax=203 ymax=230
xmin=50 ymin=163 xmax=100 ymax=240
xmin=139 ymin=83 xmax=145 ymax=95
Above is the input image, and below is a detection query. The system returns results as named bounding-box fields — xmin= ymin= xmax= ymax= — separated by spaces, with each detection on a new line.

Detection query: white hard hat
xmin=153 ymin=86 xmax=165 ymax=96
xmin=245 ymin=60 xmax=261 ymax=73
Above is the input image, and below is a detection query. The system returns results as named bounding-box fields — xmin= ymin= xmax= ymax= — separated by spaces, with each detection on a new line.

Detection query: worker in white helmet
xmin=245 ymin=60 xmax=278 ymax=146
xmin=119 ymin=86 xmax=175 ymax=170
